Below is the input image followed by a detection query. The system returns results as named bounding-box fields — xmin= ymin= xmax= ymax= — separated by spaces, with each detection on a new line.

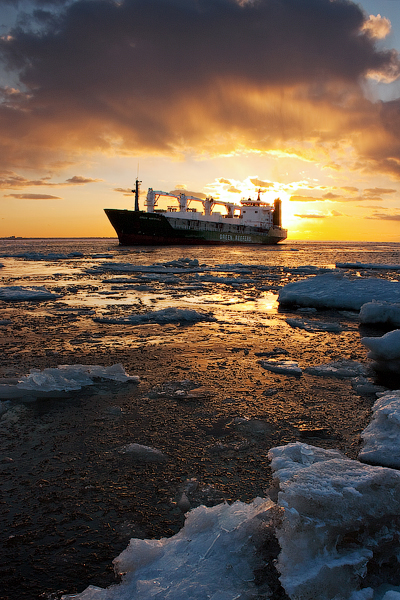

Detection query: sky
xmin=1 ymin=0 xmax=400 ymax=240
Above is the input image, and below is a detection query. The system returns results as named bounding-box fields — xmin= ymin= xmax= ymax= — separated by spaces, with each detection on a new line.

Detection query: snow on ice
xmin=359 ymin=302 xmax=400 ymax=327
xmin=359 ymin=390 xmax=400 ymax=469
xmin=0 ymin=364 xmax=139 ymax=398
xmin=0 ymin=285 xmax=60 ymax=301
xmin=361 ymin=330 xmax=400 ymax=374
xmin=95 ymin=307 xmax=217 ymax=325
xmin=278 ymin=274 xmax=400 ymax=310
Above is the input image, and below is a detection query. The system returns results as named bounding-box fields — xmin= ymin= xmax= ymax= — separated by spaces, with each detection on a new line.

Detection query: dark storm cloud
xmin=0 ymin=0 xmax=399 ymax=171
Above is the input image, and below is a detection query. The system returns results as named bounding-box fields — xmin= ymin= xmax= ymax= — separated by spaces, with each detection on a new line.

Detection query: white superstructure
xmin=145 ymin=188 xmax=277 ymax=229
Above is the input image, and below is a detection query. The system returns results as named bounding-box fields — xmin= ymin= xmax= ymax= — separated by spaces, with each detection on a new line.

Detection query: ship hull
xmin=104 ymin=209 xmax=287 ymax=246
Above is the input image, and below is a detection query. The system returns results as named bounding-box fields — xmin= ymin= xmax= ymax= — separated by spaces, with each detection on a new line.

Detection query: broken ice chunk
xmin=259 ymin=359 xmax=302 ymax=376
xmin=359 ymin=390 xmax=400 ymax=468
xmin=269 ymin=442 xmax=400 ymax=600
xmin=120 ymin=443 xmax=168 ymax=463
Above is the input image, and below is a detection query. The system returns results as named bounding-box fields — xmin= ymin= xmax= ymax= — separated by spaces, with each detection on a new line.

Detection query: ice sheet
xmin=278 ymin=274 xmax=400 ymax=310
xmin=0 ymin=285 xmax=60 ymax=301
xmin=359 ymin=302 xmax=400 ymax=327
xmin=94 ymin=307 xmax=217 ymax=325
xmin=337 ymin=263 xmax=400 ymax=271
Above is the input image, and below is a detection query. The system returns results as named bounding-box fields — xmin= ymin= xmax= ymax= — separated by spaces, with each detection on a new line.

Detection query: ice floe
xmin=95 ymin=307 xmax=217 ymax=325
xmin=0 ymin=285 xmax=60 ymax=301
xmin=0 ymin=251 xmax=83 ymax=260
xmin=0 ymin=364 xmax=139 ymax=398
xmin=120 ymin=443 xmax=168 ymax=463
xmin=359 ymin=390 xmax=400 ymax=468
xmin=278 ymin=274 xmax=400 ymax=310
xmin=361 ymin=329 xmax=400 ymax=374
xmin=269 ymin=442 xmax=400 ymax=600
xmin=304 ymin=360 xmax=367 ymax=378
xmin=62 ymin=497 xmax=275 ymax=600
xmin=359 ymin=301 xmax=400 ymax=327
xmin=286 ymin=317 xmax=341 ymax=332
xmin=259 ymin=359 xmax=302 ymax=376
xmin=337 ymin=262 xmax=400 ymax=271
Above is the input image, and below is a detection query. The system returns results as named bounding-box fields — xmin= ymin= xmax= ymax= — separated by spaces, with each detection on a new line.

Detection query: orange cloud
xmin=4 ymin=193 xmax=62 ymax=199
xmin=0 ymin=172 xmax=102 ymax=189
xmin=0 ymin=0 xmax=399 ymax=182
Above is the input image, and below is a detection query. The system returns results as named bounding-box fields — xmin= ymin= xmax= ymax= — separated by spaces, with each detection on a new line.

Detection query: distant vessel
xmin=104 ymin=179 xmax=287 ymax=246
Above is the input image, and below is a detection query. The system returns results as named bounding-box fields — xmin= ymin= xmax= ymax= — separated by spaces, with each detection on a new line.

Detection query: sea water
xmin=1 ymin=238 xmax=400 ymax=600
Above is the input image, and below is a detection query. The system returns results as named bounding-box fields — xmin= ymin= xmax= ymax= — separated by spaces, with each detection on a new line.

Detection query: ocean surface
xmin=1 ymin=238 xmax=400 ymax=600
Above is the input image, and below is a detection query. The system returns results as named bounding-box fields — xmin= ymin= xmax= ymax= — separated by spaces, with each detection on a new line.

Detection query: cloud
xmin=290 ymin=195 xmax=320 ymax=202
xmin=341 ymin=186 xmax=359 ymax=193
xmin=363 ymin=187 xmax=396 ymax=196
xmin=4 ymin=193 xmax=62 ymax=199
xmin=0 ymin=0 xmax=399 ymax=175
xmin=362 ymin=14 xmax=391 ymax=40
xmin=65 ymin=175 xmax=102 ymax=184
xmin=169 ymin=189 xmax=207 ymax=199
xmin=291 ymin=191 xmax=388 ymax=203
xmin=249 ymin=178 xmax=273 ymax=188
xmin=322 ymin=192 xmax=340 ymax=199
xmin=0 ymin=171 xmax=102 ymax=188
xmin=114 ymin=187 xmax=135 ymax=196
xmin=365 ymin=212 xmax=400 ymax=221
xmin=294 ymin=213 xmax=327 ymax=219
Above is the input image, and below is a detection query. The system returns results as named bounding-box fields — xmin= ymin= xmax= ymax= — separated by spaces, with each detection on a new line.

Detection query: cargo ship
xmin=104 ymin=179 xmax=287 ymax=246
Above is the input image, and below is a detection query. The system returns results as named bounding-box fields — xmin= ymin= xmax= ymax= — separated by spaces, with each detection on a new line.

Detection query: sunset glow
xmin=0 ymin=0 xmax=400 ymax=240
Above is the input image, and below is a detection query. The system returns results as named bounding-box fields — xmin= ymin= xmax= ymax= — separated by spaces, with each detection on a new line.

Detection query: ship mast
xmin=132 ymin=178 xmax=141 ymax=212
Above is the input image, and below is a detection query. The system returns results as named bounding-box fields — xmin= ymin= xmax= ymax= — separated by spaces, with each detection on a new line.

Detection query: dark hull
xmin=104 ymin=209 xmax=287 ymax=246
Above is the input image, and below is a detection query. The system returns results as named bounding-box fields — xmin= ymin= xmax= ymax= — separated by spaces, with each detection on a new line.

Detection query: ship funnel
xmin=273 ymin=198 xmax=282 ymax=227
